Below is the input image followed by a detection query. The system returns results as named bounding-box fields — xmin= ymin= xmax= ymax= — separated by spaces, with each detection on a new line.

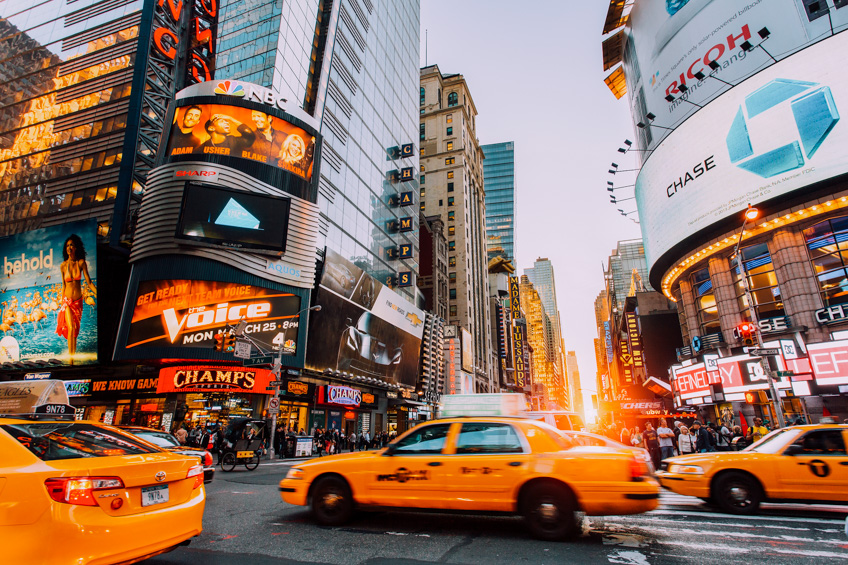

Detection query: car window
xmin=553 ymin=415 xmax=572 ymax=431
xmin=566 ymin=433 xmax=607 ymax=447
xmin=744 ymin=428 xmax=802 ymax=454
xmin=792 ymin=430 xmax=847 ymax=456
xmin=455 ymin=423 xmax=524 ymax=454
xmin=393 ymin=423 xmax=451 ymax=455
xmin=2 ymin=423 xmax=160 ymax=461
xmin=569 ymin=415 xmax=585 ymax=430
xmin=133 ymin=431 xmax=180 ymax=448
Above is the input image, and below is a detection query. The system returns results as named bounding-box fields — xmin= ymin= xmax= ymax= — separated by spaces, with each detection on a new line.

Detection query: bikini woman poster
xmin=0 ymin=220 xmax=97 ymax=366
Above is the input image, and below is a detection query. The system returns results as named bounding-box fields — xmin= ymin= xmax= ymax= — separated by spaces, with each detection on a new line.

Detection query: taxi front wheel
xmin=311 ymin=476 xmax=353 ymax=526
xmin=523 ymin=484 xmax=578 ymax=541
xmin=714 ymin=472 xmax=762 ymax=515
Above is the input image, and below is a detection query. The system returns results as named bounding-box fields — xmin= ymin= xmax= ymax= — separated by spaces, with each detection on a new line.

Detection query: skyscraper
xmin=525 ymin=258 xmax=565 ymax=395
xmin=565 ymin=350 xmax=583 ymax=418
xmin=419 ymin=65 xmax=493 ymax=390
xmin=481 ymin=141 xmax=516 ymax=265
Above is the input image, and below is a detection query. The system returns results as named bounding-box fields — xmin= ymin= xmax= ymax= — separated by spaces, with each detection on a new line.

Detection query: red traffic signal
xmin=213 ymin=333 xmax=224 ymax=352
xmin=744 ymin=391 xmax=757 ymax=404
xmin=735 ymin=322 xmax=757 ymax=344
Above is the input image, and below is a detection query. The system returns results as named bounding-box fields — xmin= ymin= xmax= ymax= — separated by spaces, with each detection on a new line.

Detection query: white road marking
xmin=644 ymin=509 xmax=845 ymax=525
xmin=607 ymin=550 xmax=651 ymax=564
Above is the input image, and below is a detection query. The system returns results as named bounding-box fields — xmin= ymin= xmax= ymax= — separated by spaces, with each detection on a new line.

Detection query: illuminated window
xmin=805 ymin=216 xmax=848 ymax=307
xmin=446 ymin=114 xmax=453 ymax=123
xmin=420 ymin=203 xmax=425 ymax=211
xmin=447 ymin=127 xmax=453 ymax=135
xmin=449 ymin=272 xmax=456 ymax=280
xmin=447 ymin=171 xmax=454 ymax=179
xmin=691 ymin=267 xmax=720 ymax=335
xmin=449 ymin=240 xmax=455 ymax=250
xmin=448 ymin=211 xmax=455 ymax=221
xmin=448 ymin=92 xmax=458 ymax=107
xmin=731 ymin=243 xmax=783 ymax=320
xmin=445 ymin=157 xmax=455 ymax=165
xmin=449 ymin=256 xmax=456 ymax=267
xmin=448 ymin=197 xmax=454 ymax=206
xmin=446 ymin=142 xmax=453 ymax=151
xmin=420 ymin=165 xmax=425 ymax=172
xmin=448 ymin=226 xmax=456 ymax=236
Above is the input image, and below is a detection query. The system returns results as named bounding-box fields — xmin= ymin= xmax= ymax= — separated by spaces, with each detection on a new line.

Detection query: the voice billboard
xmin=0 ymin=220 xmax=98 ymax=366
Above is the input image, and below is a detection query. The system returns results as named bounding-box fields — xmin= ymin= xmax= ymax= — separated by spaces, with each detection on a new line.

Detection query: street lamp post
xmin=263 ymin=304 xmax=321 ymax=460
xmin=731 ymin=205 xmax=786 ymax=429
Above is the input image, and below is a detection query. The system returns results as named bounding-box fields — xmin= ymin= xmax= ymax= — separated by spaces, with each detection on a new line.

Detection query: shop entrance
xmin=343 ymin=411 xmax=356 ymax=436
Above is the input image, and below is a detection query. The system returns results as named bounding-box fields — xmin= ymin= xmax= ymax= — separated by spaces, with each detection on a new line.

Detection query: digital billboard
xmin=165 ymin=102 xmax=316 ymax=180
xmin=125 ymin=280 xmax=300 ymax=352
xmin=176 ymin=183 xmax=291 ymax=253
xmin=0 ymin=221 xmax=98 ymax=366
xmin=305 ymin=249 xmax=425 ymax=387
xmin=623 ymin=0 xmax=848 ymax=149
xmin=636 ymin=32 xmax=848 ymax=278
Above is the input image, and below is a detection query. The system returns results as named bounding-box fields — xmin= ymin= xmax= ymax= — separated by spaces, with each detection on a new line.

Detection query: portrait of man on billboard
xmin=198 ymin=113 xmax=256 ymax=157
xmin=250 ymin=110 xmax=287 ymax=162
xmin=168 ymin=106 xmax=206 ymax=156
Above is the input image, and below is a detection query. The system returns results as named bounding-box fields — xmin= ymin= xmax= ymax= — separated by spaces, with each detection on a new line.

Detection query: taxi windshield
xmin=2 ymin=422 xmax=161 ymax=461
xmin=742 ymin=428 xmax=803 ymax=454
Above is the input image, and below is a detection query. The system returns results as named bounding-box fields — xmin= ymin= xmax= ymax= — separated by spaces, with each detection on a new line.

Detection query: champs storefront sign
xmin=158 ymin=366 xmax=275 ymax=394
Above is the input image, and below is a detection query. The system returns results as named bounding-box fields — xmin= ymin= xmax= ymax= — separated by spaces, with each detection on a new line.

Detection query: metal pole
xmin=733 ymin=219 xmax=786 ymax=429
xmin=267 ymin=344 xmax=284 ymax=460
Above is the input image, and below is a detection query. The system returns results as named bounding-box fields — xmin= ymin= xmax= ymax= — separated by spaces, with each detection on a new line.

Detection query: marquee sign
xmin=158 ymin=366 xmax=275 ymax=394
xmin=319 ymin=385 xmax=362 ymax=407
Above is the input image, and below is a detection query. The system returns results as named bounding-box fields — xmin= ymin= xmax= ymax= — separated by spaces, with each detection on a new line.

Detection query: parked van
xmin=526 ymin=410 xmax=586 ymax=432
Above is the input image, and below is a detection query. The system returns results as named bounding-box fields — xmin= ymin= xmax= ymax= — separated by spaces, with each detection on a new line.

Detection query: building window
xmin=420 ymin=164 xmax=425 ymax=172
xmin=447 ymin=126 xmax=453 ymax=135
xmin=420 ymin=174 xmax=425 ymax=184
xmin=447 ymin=182 xmax=454 ymax=192
xmin=805 ymin=216 xmax=848 ymax=307
xmin=445 ymin=157 xmax=455 ymax=165
xmin=420 ymin=203 xmax=425 ymax=211
xmin=731 ymin=242 xmax=784 ymax=320
xmin=691 ymin=267 xmax=720 ymax=335
xmin=446 ymin=141 xmax=453 ymax=151
xmin=420 ymin=189 xmax=425 ymax=197
xmin=449 ymin=241 xmax=455 ymax=250
xmin=450 ymin=288 xmax=457 ymax=299
xmin=448 ymin=226 xmax=456 ymax=235
xmin=449 ymin=256 xmax=456 ymax=267
xmin=450 ymin=305 xmax=457 ymax=316
xmin=448 ymin=211 xmax=455 ymax=221
xmin=439 ymin=199 xmax=443 ymax=206
xmin=420 ymin=123 xmax=425 ymax=141
xmin=447 ymin=172 xmax=455 ymax=180
xmin=449 ymin=272 xmax=456 ymax=280
xmin=448 ymin=92 xmax=458 ymax=107
xmin=446 ymin=114 xmax=453 ymax=123
xmin=420 ymin=87 xmax=425 ymax=105
xmin=448 ymin=197 xmax=455 ymax=206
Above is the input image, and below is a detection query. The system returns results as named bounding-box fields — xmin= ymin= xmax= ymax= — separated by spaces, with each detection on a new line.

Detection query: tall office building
xmin=605 ymin=239 xmax=652 ymax=313
xmin=419 ymin=64 xmax=493 ymax=390
xmin=565 ymin=350 xmax=583 ymax=418
xmin=525 ymin=258 xmax=565 ymax=394
xmin=217 ymin=0 xmax=422 ymax=302
xmin=519 ymin=275 xmax=566 ymax=408
xmin=481 ymin=141 xmax=516 ymax=264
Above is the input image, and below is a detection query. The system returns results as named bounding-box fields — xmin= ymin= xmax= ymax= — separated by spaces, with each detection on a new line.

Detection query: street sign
xmin=747 ymin=348 xmax=780 ymax=356
xmin=775 ymin=370 xmax=794 ymax=377
xmin=268 ymin=380 xmax=285 ymax=386
xmin=265 ymin=386 xmax=277 ymax=391
xmin=244 ymin=355 xmax=275 ymax=366
xmin=234 ymin=341 xmax=251 ymax=359
xmin=268 ymin=396 xmax=280 ymax=416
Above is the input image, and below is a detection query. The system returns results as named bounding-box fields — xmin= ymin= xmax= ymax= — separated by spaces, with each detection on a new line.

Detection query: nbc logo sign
xmin=214 ymin=80 xmax=245 ymax=97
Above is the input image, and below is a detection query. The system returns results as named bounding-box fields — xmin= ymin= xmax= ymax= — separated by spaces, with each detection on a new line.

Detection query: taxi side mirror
xmin=783 ymin=444 xmax=803 ymax=456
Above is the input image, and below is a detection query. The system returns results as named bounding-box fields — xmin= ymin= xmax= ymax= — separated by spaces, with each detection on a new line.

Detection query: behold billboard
xmin=305 ymin=249 xmax=425 ymax=388
xmin=636 ymin=32 xmax=848 ymax=278
xmin=0 ymin=221 xmax=98 ymax=366
xmin=623 ymin=0 xmax=848 ymax=149
xmin=125 ymin=280 xmax=300 ymax=352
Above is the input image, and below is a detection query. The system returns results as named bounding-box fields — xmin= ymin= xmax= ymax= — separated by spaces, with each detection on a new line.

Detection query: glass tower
xmin=481 ymin=141 xmax=516 ymax=265
xmin=216 ymin=0 xmax=422 ymax=302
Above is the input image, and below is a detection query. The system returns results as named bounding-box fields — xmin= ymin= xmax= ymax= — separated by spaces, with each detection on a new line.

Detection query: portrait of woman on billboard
xmin=56 ymin=234 xmax=96 ymax=364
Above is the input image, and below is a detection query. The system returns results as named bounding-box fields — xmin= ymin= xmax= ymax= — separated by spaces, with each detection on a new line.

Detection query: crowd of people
xmin=309 ymin=427 xmax=397 ymax=457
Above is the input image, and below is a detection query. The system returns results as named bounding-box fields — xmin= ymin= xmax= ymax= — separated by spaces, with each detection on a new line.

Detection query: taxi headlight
xmin=285 ymin=467 xmax=305 ymax=480
xmin=667 ymin=464 xmax=704 ymax=475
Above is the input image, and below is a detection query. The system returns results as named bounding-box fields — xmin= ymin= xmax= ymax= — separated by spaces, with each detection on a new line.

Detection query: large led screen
xmin=0 ymin=221 xmax=98 ymax=366
xmin=165 ymin=103 xmax=316 ymax=180
xmin=636 ymin=32 xmax=848 ymax=278
xmin=305 ymin=249 xmax=426 ymax=387
xmin=176 ymin=183 xmax=291 ymax=253
xmin=126 ymin=280 xmax=300 ymax=353
xmin=623 ymin=0 xmax=848 ymax=151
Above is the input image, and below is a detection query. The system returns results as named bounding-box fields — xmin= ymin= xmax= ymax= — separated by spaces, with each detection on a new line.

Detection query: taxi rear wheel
xmin=523 ymin=484 xmax=577 ymax=541
xmin=714 ymin=472 xmax=762 ymax=515
xmin=311 ymin=476 xmax=353 ymax=526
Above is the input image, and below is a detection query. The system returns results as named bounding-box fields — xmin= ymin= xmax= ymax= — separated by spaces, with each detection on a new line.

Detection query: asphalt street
xmin=144 ymin=456 xmax=848 ymax=565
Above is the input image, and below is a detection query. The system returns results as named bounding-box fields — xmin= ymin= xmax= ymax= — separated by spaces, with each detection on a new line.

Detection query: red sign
xmin=139 ymin=403 xmax=159 ymax=412
xmin=157 ymin=366 xmax=275 ymax=394
xmin=807 ymin=340 xmax=848 ymax=386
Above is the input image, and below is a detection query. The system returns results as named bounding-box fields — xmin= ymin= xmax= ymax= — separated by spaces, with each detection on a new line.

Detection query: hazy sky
xmin=420 ymin=1 xmax=642 ymax=400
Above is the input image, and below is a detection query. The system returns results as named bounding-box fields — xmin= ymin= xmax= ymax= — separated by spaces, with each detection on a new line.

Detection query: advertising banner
xmin=0 ymin=220 xmax=98 ymax=366
xmin=166 ymin=102 xmax=316 ymax=180
xmin=672 ymin=354 xmax=788 ymax=400
xmin=460 ymin=327 xmax=473 ymax=372
xmin=624 ymin=0 xmax=848 ymax=150
xmin=512 ymin=324 xmax=526 ymax=387
xmin=637 ymin=33 xmax=848 ymax=275
xmin=158 ymin=365 xmax=275 ymax=394
xmin=625 ymin=312 xmax=644 ymax=369
xmin=126 ymin=280 xmax=300 ymax=351
xmin=806 ymin=339 xmax=848 ymax=386
xmin=509 ymin=276 xmax=521 ymax=320
xmin=305 ymin=249 xmax=425 ymax=387
xmin=90 ymin=377 xmax=160 ymax=396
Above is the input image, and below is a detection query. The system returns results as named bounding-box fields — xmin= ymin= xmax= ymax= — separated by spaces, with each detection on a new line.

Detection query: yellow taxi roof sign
xmin=440 ymin=393 xmax=527 ymax=418
xmin=0 ymin=380 xmax=73 ymax=417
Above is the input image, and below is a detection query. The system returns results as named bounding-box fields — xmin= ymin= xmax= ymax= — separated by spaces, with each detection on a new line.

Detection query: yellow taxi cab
xmin=656 ymin=422 xmax=848 ymax=514
xmin=0 ymin=380 xmax=206 ymax=564
xmin=279 ymin=416 xmax=659 ymax=540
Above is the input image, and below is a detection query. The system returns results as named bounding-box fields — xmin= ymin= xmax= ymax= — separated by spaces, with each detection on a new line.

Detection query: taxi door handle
xmin=508 ymin=462 xmax=522 ymax=467
xmin=840 ymin=461 xmax=848 ymax=466
xmin=427 ymin=462 xmax=442 ymax=467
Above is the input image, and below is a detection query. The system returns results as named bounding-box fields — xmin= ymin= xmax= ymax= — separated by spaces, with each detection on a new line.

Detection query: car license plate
xmin=141 ymin=484 xmax=169 ymax=507
xmin=237 ymin=450 xmax=255 ymax=458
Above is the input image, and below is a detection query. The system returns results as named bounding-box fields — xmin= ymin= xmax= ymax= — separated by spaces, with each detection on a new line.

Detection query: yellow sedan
xmin=280 ymin=417 xmax=659 ymax=540
xmin=1 ymin=417 xmax=206 ymax=564
xmin=656 ymin=424 xmax=848 ymax=514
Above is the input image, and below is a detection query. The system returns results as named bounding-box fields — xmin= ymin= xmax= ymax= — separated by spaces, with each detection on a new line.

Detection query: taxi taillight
xmin=187 ymin=464 xmax=204 ymax=489
xmin=629 ymin=457 xmax=649 ymax=481
xmin=203 ymin=451 xmax=213 ymax=467
xmin=44 ymin=477 xmax=124 ymax=506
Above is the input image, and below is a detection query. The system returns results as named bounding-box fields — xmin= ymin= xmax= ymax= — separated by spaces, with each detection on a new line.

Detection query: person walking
xmin=656 ymin=418 xmax=675 ymax=462
xmin=175 ymin=425 xmax=188 ymax=445
xmin=677 ymin=426 xmax=697 ymax=455
xmin=746 ymin=418 xmax=769 ymax=444
xmin=620 ymin=425 xmax=631 ymax=446
xmin=716 ymin=421 xmax=732 ymax=451
xmin=692 ymin=421 xmax=713 ymax=453
xmin=642 ymin=422 xmax=661 ymax=470
xmin=630 ymin=425 xmax=643 ymax=448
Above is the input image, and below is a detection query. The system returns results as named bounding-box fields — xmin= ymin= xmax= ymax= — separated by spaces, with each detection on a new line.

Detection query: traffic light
xmin=224 ymin=334 xmax=236 ymax=352
xmin=744 ymin=391 xmax=757 ymax=404
xmin=734 ymin=322 xmax=757 ymax=345
xmin=213 ymin=333 xmax=224 ymax=352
